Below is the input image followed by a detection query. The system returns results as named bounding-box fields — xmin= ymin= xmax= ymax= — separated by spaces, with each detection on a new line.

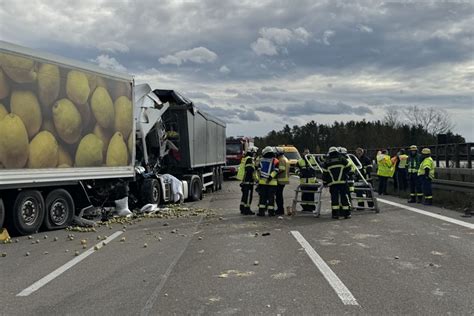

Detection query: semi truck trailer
xmin=0 ymin=41 xmax=225 ymax=236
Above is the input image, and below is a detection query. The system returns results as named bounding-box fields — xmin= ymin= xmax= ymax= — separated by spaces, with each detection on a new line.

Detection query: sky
xmin=1 ymin=0 xmax=473 ymax=140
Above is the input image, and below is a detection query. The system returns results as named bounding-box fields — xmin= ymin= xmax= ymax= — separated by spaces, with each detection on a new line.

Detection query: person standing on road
xmin=355 ymin=147 xmax=374 ymax=209
xmin=396 ymin=149 xmax=409 ymax=192
xmin=257 ymin=146 xmax=280 ymax=216
xmin=322 ymin=147 xmax=352 ymax=219
xmin=237 ymin=146 xmax=258 ymax=215
xmin=376 ymin=149 xmax=393 ymax=195
xmin=297 ymin=149 xmax=318 ymax=212
xmin=418 ymin=148 xmax=435 ymax=205
xmin=275 ymin=147 xmax=290 ymax=216
xmin=407 ymin=145 xmax=423 ymax=203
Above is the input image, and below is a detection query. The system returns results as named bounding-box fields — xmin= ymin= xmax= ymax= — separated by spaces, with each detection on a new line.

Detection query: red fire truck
xmin=223 ymin=137 xmax=254 ymax=178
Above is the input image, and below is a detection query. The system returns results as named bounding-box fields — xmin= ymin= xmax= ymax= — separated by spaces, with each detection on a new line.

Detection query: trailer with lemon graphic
xmin=0 ymin=41 xmax=134 ymax=235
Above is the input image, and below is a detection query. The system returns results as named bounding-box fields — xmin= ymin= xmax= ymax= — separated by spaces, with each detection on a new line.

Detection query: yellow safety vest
xmin=418 ymin=157 xmax=435 ymax=179
xmin=377 ymin=155 xmax=394 ymax=177
xmin=277 ymin=156 xmax=290 ymax=185
xmin=236 ymin=156 xmax=254 ymax=182
xmin=398 ymin=154 xmax=408 ymax=169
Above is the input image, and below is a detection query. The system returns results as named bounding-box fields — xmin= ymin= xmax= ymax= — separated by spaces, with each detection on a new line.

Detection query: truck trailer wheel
xmin=43 ymin=189 xmax=75 ymax=230
xmin=190 ymin=177 xmax=202 ymax=201
xmin=0 ymin=198 xmax=5 ymax=229
xmin=11 ymin=190 xmax=45 ymax=235
xmin=141 ymin=178 xmax=161 ymax=205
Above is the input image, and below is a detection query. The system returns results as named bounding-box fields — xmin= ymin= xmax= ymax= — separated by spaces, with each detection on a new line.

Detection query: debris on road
xmin=25 ymin=252 xmax=30 ymax=256
xmin=394 ymin=256 xmax=400 ymax=259
xmin=53 ymin=237 xmax=58 ymax=241
xmin=262 ymin=232 xmax=271 ymax=236
xmin=44 ymin=235 xmax=48 ymax=239
xmin=94 ymin=246 xmax=99 ymax=251
xmin=253 ymin=261 xmax=259 ymax=266
xmin=44 ymin=251 xmax=49 ymax=255
xmin=278 ymin=216 xmax=283 ymax=220
xmin=1 ymin=252 xmax=6 ymax=257
xmin=120 ymin=237 xmax=126 ymax=242
xmin=143 ymin=243 xmax=148 ymax=248
xmin=198 ymin=236 xmax=203 ymax=240
xmin=74 ymin=251 xmax=79 ymax=256
xmin=80 ymin=239 xmax=87 ymax=245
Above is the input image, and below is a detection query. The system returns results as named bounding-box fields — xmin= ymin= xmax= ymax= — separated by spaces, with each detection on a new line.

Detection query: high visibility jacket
xmin=236 ymin=156 xmax=255 ymax=183
xmin=322 ymin=156 xmax=351 ymax=186
xmin=377 ymin=154 xmax=393 ymax=177
xmin=258 ymin=157 xmax=279 ymax=186
xmin=407 ymin=153 xmax=422 ymax=174
xmin=418 ymin=156 xmax=435 ymax=179
xmin=277 ymin=156 xmax=290 ymax=185
xmin=398 ymin=154 xmax=408 ymax=169
xmin=297 ymin=156 xmax=317 ymax=184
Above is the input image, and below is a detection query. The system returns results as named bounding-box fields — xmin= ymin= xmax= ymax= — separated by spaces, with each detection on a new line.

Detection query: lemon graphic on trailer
xmin=75 ymin=134 xmax=104 ymax=167
xmin=10 ymin=90 xmax=43 ymax=139
xmin=53 ymin=98 xmax=82 ymax=144
xmin=0 ymin=114 xmax=29 ymax=168
xmin=28 ymin=131 xmax=59 ymax=168
xmin=91 ymin=86 xmax=114 ymax=129
xmin=37 ymin=63 xmax=60 ymax=110
xmin=114 ymin=96 xmax=132 ymax=139
xmin=106 ymin=132 xmax=128 ymax=166
xmin=66 ymin=70 xmax=90 ymax=105
xmin=0 ymin=52 xmax=37 ymax=83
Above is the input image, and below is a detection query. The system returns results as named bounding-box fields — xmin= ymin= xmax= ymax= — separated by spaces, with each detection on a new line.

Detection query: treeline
xmin=254 ymin=120 xmax=465 ymax=153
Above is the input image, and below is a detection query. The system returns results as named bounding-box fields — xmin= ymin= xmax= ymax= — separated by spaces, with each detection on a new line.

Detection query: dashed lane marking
xmin=291 ymin=231 xmax=359 ymax=306
xmin=17 ymin=231 xmax=123 ymax=297
xmin=378 ymin=198 xmax=474 ymax=230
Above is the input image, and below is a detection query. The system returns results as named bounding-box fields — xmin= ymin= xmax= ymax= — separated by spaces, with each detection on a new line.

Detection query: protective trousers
xmin=329 ymin=184 xmax=350 ymax=218
xmin=378 ymin=176 xmax=388 ymax=195
xmin=421 ymin=177 xmax=433 ymax=204
xmin=240 ymin=183 xmax=254 ymax=214
xmin=408 ymin=173 xmax=422 ymax=202
xmin=258 ymin=185 xmax=276 ymax=216
xmin=300 ymin=184 xmax=317 ymax=211
xmin=275 ymin=184 xmax=285 ymax=215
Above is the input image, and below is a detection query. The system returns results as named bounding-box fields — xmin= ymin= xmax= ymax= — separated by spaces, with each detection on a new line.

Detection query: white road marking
xmin=17 ymin=231 xmax=123 ymax=297
xmin=378 ymin=198 xmax=474 ymax=230
xmin=141 ymin=216 xmax=204 ymax=316
xmin=290 ymin=231 xmax=359 ymax=306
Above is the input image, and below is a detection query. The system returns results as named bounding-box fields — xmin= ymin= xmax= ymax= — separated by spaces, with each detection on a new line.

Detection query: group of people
xmin=237 ymin=146 xmax=289 ymax=217
xmin=376 ymin=145 xmax=435 ymax=205
xmin=237 ymin=144 xmax=435 ymax=219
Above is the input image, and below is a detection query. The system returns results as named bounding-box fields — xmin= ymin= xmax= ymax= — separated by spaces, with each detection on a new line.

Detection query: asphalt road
xmin=1 ymin=178 xmax=473 ymax=315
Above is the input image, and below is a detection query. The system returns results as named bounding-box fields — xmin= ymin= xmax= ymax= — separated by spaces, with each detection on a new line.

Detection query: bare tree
xmin=401 ymin=105 xmax=454 ymax=135
xmin=383 ymin=108 xmax=400 ymax=127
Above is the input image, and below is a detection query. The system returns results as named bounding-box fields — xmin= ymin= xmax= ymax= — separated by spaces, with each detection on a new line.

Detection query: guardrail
xmin=366 ymin=143 xmax=473 ymax=169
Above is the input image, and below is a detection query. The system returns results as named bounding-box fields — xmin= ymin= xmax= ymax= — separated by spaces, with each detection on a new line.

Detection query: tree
xmin=383 ymin=108 xmax=400 ymax=128
xmin=401 ymin=106 xmax=454 ymax=135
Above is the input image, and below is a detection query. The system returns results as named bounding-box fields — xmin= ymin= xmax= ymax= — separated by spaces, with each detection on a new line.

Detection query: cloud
xmin=260 ymin=86 xmax=286 ymax=92
xmin=251 ymin=38 xmax=278 ymax=56
xmin=238 ymin=109 xmax=260 ymax=121
xmin=89 ymin=54 xmax=127 ymax=72
xmin=97 ymin=41 xmax=130 ymax=53
xmin=159 ymin=47 xmax=218 ymax=66
xmin=251 ymin=26 xmax=312 ymax=56
xmin=357 ymin=24 xmax=374 ymax=33
xmin=257 ymin=100 xmax=372 ymax=116
xmin=219 ymin=65 xmax=231 ymax=74
xmin=322 ymin=30 xmax=335 ymax=45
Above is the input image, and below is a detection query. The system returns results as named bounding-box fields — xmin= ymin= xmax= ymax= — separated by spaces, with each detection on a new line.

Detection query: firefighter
xmin=355 ymin=147 xmax=374 ymax=209
xmin=340 ymin=147 xmax=355 ymax=202
xmin=257 ymin=146 xmax=279 ymax=216
xmin=297 ymin=149 xmax=318 ymax=212
xmin=418 ymin=148 xmax=435 ymax=205
xmin=237 ymin=146 xmax=258 ymax=215
xmin=376 ymin=149 xmax=392 ymax=195
xmin=322 ymin=147 xmax=352 ymax=219
xmin=407 ymin=145 xmax=423 ymax=203
xmin=275 ymin=147 xmax=290 ymax=215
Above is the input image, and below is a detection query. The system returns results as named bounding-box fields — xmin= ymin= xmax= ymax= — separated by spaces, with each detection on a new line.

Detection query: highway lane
xmin=1 ymin=178 xmax=473 ymax=315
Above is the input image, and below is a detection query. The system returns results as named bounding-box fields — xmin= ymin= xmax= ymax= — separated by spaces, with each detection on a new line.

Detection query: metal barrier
xmin=365 ymin=143 xmax=473 ymax=169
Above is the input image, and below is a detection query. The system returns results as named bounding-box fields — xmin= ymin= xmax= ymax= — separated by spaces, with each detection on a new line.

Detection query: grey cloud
xmin=97 ymin=41 xmax=129 ymax=53
xmin=159 ymin=47 xmax=218 ymax=66
xmin=261 ymin=86 xmax=287 ymax=92
xmin=238 ymin=110 xmax=260 ymax=121
xmin=257 ymin=101 xmax=373 ymax=116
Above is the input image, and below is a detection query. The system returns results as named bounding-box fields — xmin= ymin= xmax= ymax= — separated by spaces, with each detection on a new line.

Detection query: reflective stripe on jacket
xmin=297 ymin=157 xmax=317 ymax=184
xmin=258 ymin=157 xmax=279 ymax=186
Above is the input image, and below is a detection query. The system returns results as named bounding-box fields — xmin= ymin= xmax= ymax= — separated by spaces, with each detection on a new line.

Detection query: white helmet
xmin=247 ymin=146 xmax=258 ymax=154
xmin=275 ymin=147 xmax=284 ymax=156
xmin=328 ymin=147 xmax=338 ymax=154
xmin=340 ymin=147 xmax=347 ymax=154
xmin=262 ymin=146 xmax=275 ymax=156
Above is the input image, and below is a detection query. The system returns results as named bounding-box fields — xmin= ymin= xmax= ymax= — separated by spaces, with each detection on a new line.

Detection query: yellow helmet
xmin=409 ymin=145 xmax=417 ymax=151
xmin=421 ymin=148 xmax=431 ymax=154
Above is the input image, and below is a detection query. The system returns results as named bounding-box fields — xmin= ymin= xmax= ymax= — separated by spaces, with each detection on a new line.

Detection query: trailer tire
xmin=43 ymin=189 xmax=75 ymax=230
xmin=11 ymin=190 xmax=45 ymax=236
xmin=0 ymin=198 xmax=5 ymax=229
xmin=141 ymin=178 xmax=161 ymax=205
xmin=190 ymin=177 xmax=202 ymax=201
